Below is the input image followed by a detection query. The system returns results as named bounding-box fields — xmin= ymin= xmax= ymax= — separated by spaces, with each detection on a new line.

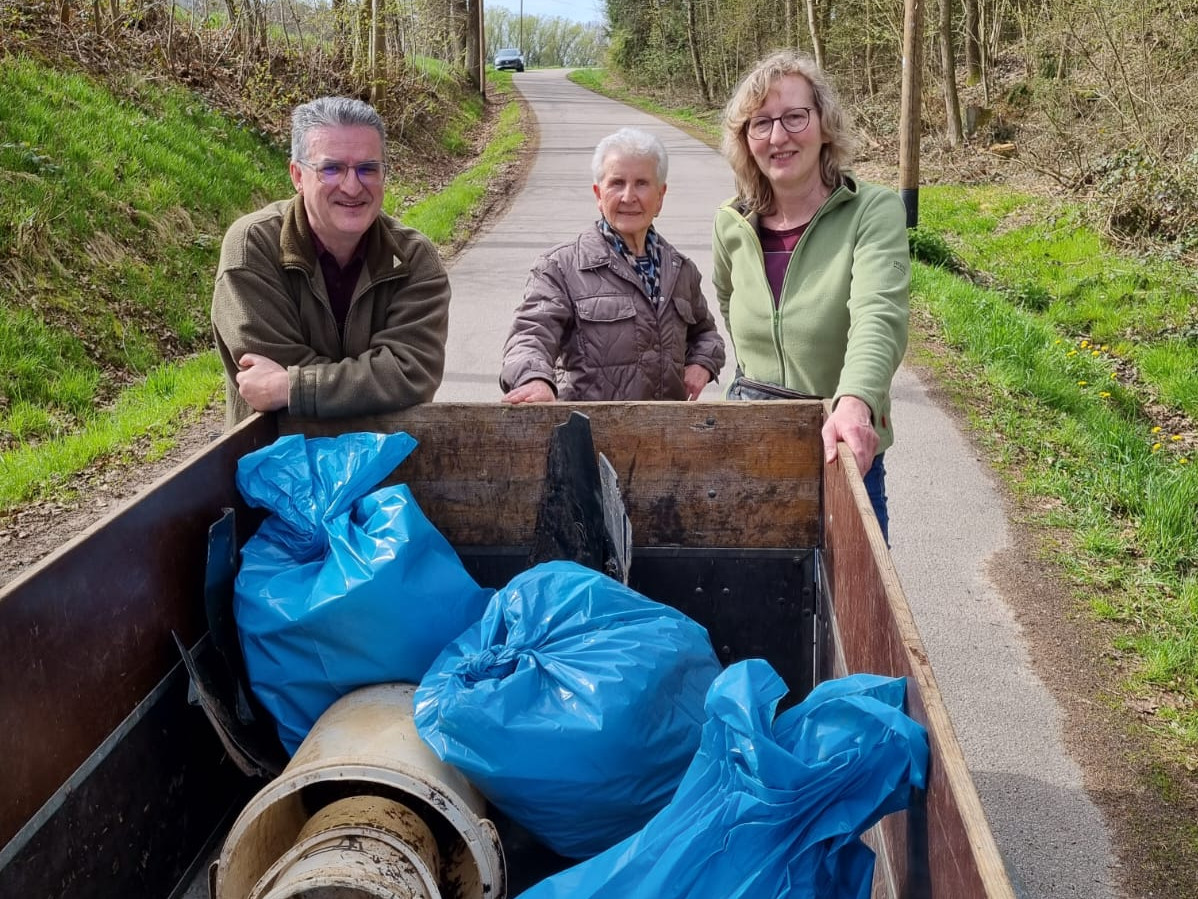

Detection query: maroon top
xmin=759 ymin=222 xmax=807 ymax=308
xmin=311 ymin=232 xmax=367 ymax=332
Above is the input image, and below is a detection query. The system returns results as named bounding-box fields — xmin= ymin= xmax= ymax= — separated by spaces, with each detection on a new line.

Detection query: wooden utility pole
xmin=899 ymin=0 xmax=924 ymax=227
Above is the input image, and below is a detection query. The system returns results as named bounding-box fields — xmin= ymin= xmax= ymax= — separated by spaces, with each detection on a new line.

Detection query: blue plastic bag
xmin=516 ymin=659 xmax=930 ymax=899
xmin=414 ymin=560 xmax=724 ymax=859
xmin=234 ymin=431 xmax=492 ymax=755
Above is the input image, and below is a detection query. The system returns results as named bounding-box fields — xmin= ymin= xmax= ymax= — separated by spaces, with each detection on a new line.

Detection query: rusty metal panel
xmin=0 ymin=416 xmax=277 ymax=849
xmin=0 ymin=661 xmax=251 ymax=898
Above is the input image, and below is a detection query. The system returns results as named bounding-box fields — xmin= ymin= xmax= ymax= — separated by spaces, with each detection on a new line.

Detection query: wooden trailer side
xmin=287 ymin=401 xmax=825 ymax=549
xmin=822 ymin=438 xmax=1017 ymax=899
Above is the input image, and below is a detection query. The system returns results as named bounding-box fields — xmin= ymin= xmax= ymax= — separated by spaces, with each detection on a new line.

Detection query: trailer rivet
xmin=707 ymin=488 xmax=717 ymax=498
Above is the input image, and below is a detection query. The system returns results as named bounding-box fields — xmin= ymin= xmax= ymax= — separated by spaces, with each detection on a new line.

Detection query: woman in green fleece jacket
xmin=713 ymin=50 xmax=910 ymax=540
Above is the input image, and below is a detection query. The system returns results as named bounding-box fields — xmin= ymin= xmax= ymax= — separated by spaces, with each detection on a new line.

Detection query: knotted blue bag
xmin=516 ymin=659 xmax=930 ymax=899
xmin=414 ymin=560 xmax=724 ymax=859
xmin=234 ymin=431 xmax=492 ymax=755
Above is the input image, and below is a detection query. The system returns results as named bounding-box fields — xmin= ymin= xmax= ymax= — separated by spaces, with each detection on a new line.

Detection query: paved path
xmin=437 ymin=68 xmax=1123 ymax=898
xmin=436 ymin=70 xmax=734 ymax=401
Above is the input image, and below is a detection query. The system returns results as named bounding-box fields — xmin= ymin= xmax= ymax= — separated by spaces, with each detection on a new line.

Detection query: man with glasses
xmin=212 ymin=96 xmax=450 ymax=427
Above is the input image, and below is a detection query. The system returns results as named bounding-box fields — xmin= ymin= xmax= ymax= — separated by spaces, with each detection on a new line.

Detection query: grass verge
xmin=0 ymin=64 xmax=525 ymax=514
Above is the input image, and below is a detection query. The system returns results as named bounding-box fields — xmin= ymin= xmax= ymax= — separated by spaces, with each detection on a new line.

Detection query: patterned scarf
xmin=600 ymin=218 xmax=662 ymax=304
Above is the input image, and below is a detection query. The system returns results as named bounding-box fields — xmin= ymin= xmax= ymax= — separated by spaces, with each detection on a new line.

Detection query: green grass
xmin=0 ymin=56 xmax=526 ymax=512
xmin=909 ymin=206 xmax=1198 ymax=743
xmin=569 ymin=68 xmax=723 ymax=145
xmin=0 ymin=53 xmax=286 ymax=448
xmin=0 ymin=354 xmax=224 ymax=509
xmin=398 ymin=99 xmax=523 ymax=244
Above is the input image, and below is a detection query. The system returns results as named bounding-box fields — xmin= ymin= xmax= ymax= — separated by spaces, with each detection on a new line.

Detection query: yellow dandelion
xmin=1077 ymin=380 xmax=1088 ymax=386
xmin=1054 ymin=338 xmax=1063 ymax=345
xmin=1152 ymin=443 xmax=1163 ymax=452
xmin=1110 ymin=372 xmax=1117 ymax=380
xmin=1099 ymin=391 xmax=1111 ymax=398
xmin=1152 ymin=426 xmax=1163 ymax=433
xmin=1172 ymin=435 xmax=1183 ymax=441
xmin=1181 ymin=458 xmax=1190 ymax=465
xmin=1091 ymin=350 xmax=1100 ymax=356
xmin=1066 ymin=350 xmax=1078 ymax=357
xmin=1080 ymin=340 xmax=1090 ymax=348
xmin=1101 ymin=344 xmax=1109 ymax=351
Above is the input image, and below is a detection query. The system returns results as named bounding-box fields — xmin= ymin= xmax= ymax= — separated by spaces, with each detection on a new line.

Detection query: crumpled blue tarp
xmin=234 ymin=431 xmax=492 ymax=755
xmin=516 ymin=658 xmax=930 ymax=899
xmin=414 ymin=560 xmax=724 ymax=859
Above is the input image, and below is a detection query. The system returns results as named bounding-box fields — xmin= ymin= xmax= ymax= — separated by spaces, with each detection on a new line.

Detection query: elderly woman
xmin=500 ymin=127 xmax=725 ymax=402
xmin=714 ymin=51 xmax=909 ymax=540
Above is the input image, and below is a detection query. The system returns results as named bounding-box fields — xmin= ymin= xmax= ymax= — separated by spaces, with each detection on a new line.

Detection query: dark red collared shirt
xmin=311 ymin=232 xmax=368 ymax=333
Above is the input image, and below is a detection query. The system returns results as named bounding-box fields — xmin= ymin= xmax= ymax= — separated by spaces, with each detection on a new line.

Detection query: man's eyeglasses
xmin=745 ymin=107 xmax=813 ymax=140
xmin=298 ymin=160 xmax=387 ymax=186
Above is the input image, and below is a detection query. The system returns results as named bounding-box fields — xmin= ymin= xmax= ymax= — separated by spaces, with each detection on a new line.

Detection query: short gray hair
xmin=291 ymin=96 xmax=386 ymax=162
xmin=591 ymin=127 xmax=668 ymax=185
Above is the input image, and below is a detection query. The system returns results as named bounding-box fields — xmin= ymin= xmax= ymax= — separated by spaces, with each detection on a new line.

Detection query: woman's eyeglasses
xmin=745 ymin=107 xmax=813 ymax=140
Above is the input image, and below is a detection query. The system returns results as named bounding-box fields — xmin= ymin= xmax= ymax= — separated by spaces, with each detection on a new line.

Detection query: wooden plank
xmin=821 ymin=437 xmax=1017 ymax=899
xmin=0 ymin=416 xmax=277 ymax=849
xmin=285 ymin=401 xmax=825 ymax=549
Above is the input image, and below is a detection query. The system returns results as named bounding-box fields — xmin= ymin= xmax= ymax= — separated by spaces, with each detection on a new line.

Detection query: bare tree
xmin=940 ymin=0 xmax=964 ymax=144
xmin=369 ymin=0 xmax=384 ymax=105
xmin=805 ymin=0 xmax=826 ymax=70
xmin=464 ymin=0 xmax=480 ymax=89
xmin=686 ymin=0 xmax=712 ymax=104
xmin=963 ymin=0 xmax=982 ymax=84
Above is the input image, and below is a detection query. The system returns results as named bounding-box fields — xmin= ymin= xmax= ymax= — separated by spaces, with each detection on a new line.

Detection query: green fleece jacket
xmin=712 ymin=175 xmax=910 ymax=452
xmin=211 ymin=196 xmax=450 ymax=428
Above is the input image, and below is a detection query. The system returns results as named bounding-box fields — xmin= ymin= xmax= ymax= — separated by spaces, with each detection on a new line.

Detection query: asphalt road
xmin=437 ymin=68 xmax=1123 ymax=898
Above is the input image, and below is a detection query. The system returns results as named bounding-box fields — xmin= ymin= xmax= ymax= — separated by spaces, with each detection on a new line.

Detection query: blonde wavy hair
xmin=720 ymin=50 xmax=859 ymax=215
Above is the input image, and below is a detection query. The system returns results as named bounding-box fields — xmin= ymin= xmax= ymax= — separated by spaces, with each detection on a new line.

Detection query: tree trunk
xmin=369 ymin=0 xmax=382 ymax=105
xmin=464 ymin=0 xmax=480 ymax=89
xmin=963 ymin=0 xmax=982 ymax=85
xmin=685 ymin=0 xmax=711 ymax=104
xmin=331 ymin=0 xmax=350 ymax=66
xmin=940 ymin=0 xmax=963 ymax=145
xmin=805 ymin=0 xmax=825 ymax=70
xmin=450 ymin=0 xmax=467 ymax=65
xmin=222 ymin=0 xmax=239 ymax=48
xmin=865 ymin=0 xmax=875 ymax=95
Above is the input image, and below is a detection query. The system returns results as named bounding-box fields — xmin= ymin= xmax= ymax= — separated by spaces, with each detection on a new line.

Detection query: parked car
xmin=494 ymin=48 xmax=525 ymax=72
